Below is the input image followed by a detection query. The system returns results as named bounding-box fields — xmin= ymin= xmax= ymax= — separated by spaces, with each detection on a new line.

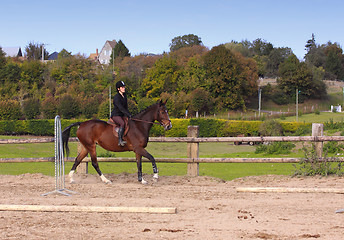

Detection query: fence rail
xmin=1 ymin=123 xmax=344 ymax=176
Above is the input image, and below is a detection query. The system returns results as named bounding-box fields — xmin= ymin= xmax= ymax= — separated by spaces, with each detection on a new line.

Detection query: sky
xmin=1 ymin=0 xmax=343 ymax=60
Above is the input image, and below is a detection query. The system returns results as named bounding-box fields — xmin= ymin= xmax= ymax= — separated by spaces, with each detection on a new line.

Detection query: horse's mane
xmin=134 ymin=102 xmax=159 ymax=118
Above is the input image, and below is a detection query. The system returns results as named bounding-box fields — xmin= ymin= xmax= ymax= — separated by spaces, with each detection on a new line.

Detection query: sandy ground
xmin=0 ymin=173 xmax=344 ymax=240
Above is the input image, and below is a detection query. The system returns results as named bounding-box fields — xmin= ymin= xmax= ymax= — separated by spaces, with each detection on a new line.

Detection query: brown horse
xmin=62 ymin=100 xmax=172 ymax=184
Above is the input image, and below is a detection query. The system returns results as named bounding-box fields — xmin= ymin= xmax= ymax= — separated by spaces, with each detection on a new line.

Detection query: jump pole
xmin=42 ymin=115 xmax=76 ymax=196
xmin=0 ymin=205 xmax=177 ymax=214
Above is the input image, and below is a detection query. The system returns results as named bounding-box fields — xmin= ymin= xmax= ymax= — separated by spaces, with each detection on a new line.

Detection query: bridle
xmin=130 ymin=118 xmax=161 ymax=125
xmin=130 ymin=105 xmax=171 ymax=127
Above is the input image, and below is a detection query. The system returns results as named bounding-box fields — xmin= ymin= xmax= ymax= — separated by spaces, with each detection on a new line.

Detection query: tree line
xmin=0 ymin=34 xmax=343 ymax=120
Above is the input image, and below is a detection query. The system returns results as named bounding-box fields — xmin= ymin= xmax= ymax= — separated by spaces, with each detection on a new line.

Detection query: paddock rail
xmin=1 ymin=123 xmax=344 ymax=176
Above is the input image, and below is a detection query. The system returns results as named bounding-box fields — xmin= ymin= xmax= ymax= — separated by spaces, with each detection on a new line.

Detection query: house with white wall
xmin=98 ymin=40 xmax=117 ymax=64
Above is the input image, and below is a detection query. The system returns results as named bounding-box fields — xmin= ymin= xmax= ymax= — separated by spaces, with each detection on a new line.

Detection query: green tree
xmin=203 ymin=45 xmax=258 ymax=110
xmin=0 ymin=47 xmax=6 ymax=68
xmin=58 ymin=49 xmax=72 ymax=59
xmin=304 ymin=34 xmax=326 ymax=68
xmin=110 ymin=40 xmax=130 ymax=63
xmin=23 ymin=98 xmax=41 ymax=119
xmin=170 ymin=34 xmax=202 ymax=52
xmin=25 ymin=42 xmax=49 ymax=61
xmin=278 ymin=54 xmax=327 ymax=100
xmin=324 ymin=42 xmax=344 ymax=80
xmin=58 ymin=94 xmax=80 ymax=119
xmin=141 ymin=55 xmax=180 ymax=98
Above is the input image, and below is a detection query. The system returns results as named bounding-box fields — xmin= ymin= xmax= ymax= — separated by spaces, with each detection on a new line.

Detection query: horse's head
xmin=157 ymin=100 xmax=172 ymax=131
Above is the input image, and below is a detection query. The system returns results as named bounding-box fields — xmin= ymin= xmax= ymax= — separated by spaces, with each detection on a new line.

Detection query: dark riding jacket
xmin=111 ymin=92 xmax=131 ymax=118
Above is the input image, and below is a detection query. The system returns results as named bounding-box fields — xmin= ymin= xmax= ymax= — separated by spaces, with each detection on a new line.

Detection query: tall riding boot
xmin=118 ymin=127 xmax=127 ymax=146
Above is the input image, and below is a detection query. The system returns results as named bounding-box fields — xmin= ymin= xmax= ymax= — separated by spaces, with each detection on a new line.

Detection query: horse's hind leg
xmin=88 ymin=147 xmax=111 ymax=184
xmin=69 ymin=146 xmax=88 ymax=183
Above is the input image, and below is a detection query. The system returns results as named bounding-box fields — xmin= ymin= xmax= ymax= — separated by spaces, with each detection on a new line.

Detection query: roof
xmin=2 ymin=47 xmax=22 ymax=57
xmin=48 ymin=52 xmax=58 ymax=60
xmin=107 ymin=40 xmax=117 ymax=48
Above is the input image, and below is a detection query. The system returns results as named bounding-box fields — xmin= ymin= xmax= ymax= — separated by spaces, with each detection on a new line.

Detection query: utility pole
xmin=296 ymin=88 xmax=300 ymax=122
xmin=41 ymin=44 xmax=44 ymax=63
xmin=258 ymin=88 xmax=262 ymax=117
xmin=109 ymin=86 xmax=112 ymax=118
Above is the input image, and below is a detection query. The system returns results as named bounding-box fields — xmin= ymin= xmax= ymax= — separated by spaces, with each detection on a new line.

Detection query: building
xmin=88 ymin=49 xmax=99 ymax=62
xmin=2 ymin=47 xmax=23 ymax=57
xmin=98 ymin=40 xmax=117 ymax=64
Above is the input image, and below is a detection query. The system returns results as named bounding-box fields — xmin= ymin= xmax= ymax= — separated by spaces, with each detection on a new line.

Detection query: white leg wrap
xmin=153 ymin=173 xmax=159 ymax=179
xmin=141 ymin=178 xmax=148 ymax=185
xmin=69 ymin=170 xmax=75 ymax=183
xmin=100 ymin=174 xmax=111 ymax=184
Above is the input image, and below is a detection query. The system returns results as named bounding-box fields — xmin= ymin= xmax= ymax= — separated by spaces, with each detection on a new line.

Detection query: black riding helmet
xmin=116 ymin=81 xmax=125 ymax=90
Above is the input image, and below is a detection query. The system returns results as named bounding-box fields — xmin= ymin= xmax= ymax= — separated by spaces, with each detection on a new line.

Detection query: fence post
xmin=312 ymin=123 xmax=323 ymax=158
xmin=187 ymin=126 xmax=199 ymax=176
xmin=77 ymin=142 xmax=88 ymax=174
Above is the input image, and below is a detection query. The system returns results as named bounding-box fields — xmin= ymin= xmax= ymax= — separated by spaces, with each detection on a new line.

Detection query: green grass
xmin=0 ymin=136 xmax=301 ymax=180
xmin=280 ymin=111 xmax=344 ymax=123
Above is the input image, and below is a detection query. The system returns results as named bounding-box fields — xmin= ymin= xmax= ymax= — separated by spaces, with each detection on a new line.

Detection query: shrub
xmin=0 ymin=100 xmax=22 ymax=120
xmin=259 ymin=119 xmax=283 ymax=136
xmin=58 ymin=94 xmax=80 ymax=119
xmin=293 ymin=145 xmax=344 ymax=176
xmin=323 ymin=141 xmax=344 ymax=154
xmin=41 ymin=97 xmax=57 ymax=119
xmin=81 ymin=97 xmax=99 ymax=119
xmin=255 ymin=142 xmax=295 ymax=154
xmin=23 ymin=98 xmax=40 ymax=119
xmin=98 ymin=101 xmax=110 ymax=119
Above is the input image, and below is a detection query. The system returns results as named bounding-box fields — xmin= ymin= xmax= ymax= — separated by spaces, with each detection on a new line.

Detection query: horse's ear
xmin=158 ymin=99 xmax=163 ymax=105
xmin=163 ymin=99 xmax=168 ymax=105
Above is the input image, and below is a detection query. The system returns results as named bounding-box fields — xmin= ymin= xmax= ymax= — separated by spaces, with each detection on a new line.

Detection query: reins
xmin=131 ymin=118 xmax=161 ymax=125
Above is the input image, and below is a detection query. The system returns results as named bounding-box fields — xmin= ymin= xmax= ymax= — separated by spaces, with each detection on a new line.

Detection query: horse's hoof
xmin=153 ymin=173 xmax=158 ymax=182
xmin=141 ymin=179 xmax=148 ymax=185
xmin=105 ymin=180 xmax=112 ymax=184
xmin=70 ymin=179 xmax=75 ymax=184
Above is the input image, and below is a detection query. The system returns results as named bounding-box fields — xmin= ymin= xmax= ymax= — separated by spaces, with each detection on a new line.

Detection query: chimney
xmin=96 ymin=48 xmax=98 ymax=56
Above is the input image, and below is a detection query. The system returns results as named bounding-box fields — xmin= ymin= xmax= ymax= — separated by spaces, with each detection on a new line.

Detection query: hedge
xmin=0 ymin=118 xmax=311 ymax=137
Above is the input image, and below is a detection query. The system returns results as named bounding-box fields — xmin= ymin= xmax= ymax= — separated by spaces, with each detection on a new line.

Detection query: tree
xmin=252 ymin=38 xmax=273 ymax=56
xmin=277 ymin=54 xmax=326 ymax=101
xmin=110 ymin=40 xmax=130 ymax=63
xmin=324 ymin=42 xmax=344 ymax=80
xmin=58 ymin=49 xmax=72 ymax=59
xmin=170 ymin=34 xmax=202 ymax=52
xmin=304 ymin=34 xmax=326 ymax=68
xmin=0 ymin=47 xmax=6 ymax=68
xmin=203 ymin=45 xmax=258 ymax=110
xmin=141 ymin=55 xmax=180 ymax=98
xmin=25 ymin=42 xmax=49 ymax=61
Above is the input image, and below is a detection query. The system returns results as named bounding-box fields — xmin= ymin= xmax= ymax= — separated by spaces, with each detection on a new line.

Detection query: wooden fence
xmin=1 ymin=123 xmax=344 ymax=176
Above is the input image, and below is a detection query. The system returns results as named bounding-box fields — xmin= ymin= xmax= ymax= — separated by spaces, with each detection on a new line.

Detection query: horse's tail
xmin=62 ymin=122 xmax=82 ymax=157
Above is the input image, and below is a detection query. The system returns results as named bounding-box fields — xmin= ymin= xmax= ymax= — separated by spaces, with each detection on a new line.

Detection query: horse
xmin=62 ymin=100 xmax=172 ymax=184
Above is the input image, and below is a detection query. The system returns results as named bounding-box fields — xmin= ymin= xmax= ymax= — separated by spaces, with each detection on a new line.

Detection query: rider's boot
xmin=118 ymin=127 xmax=127 ymax=146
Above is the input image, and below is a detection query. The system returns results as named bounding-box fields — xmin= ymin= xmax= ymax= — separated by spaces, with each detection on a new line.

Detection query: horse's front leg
xmin=135 ymin=148 xmax=158 ymax=183
xmin=135 ymin=153 xmax=147 ymax=184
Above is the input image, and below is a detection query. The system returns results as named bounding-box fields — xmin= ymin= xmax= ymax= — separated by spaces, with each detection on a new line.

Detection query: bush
xmin=98 ymin=101 xmax=110 ymax=119
xmin=58 ymin=94 xmax=80 ymax=119
xmin=41 ymin=97 xmax=57 ymax=119
xmin=293 ymin=145 xmax=344 ymax=176
xmin=255 ymin=142 xmax=295 ymax=154
xmin=323 ymin=141 xmax=344 ymax=154
xmin=81 ymin=97 xmax=99 ymax=119
xmin=0 ymin=100 xmax=22 ymax=120
xmin=23 ymin=98 xmax=40 ymax=119
xmin=259 ymin=119 xmax=283 ymax=136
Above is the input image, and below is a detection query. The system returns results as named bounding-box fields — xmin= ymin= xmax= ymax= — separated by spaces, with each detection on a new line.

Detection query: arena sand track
xmin=0 ymin=173 xmax=343 ymax=240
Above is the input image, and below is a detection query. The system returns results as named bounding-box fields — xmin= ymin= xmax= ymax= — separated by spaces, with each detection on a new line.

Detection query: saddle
xmin=107 ymin=118 xmax=130 ymax=139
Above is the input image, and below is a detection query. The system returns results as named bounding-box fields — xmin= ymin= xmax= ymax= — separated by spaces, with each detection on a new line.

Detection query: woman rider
xmin=111 ymin=81 xmax=132 ymax=146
